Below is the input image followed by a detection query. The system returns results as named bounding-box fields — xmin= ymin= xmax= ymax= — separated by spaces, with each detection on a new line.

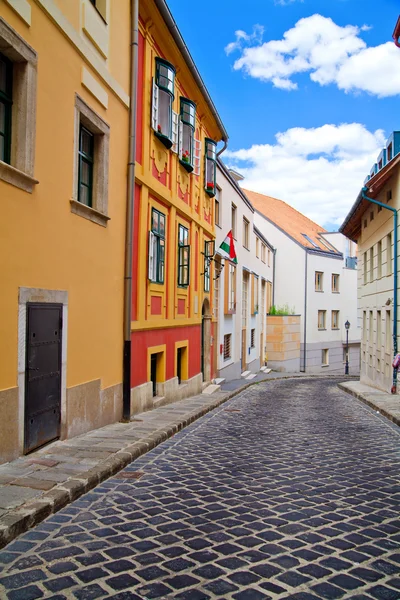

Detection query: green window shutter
xmin=78 ymin=125 xmax=94 ymax=207
xmin=0 ymin=52 xmax=13 ymax=165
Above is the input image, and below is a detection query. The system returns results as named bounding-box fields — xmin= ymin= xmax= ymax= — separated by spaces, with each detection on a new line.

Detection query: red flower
xmin=206 ymin=182 xmax=214 ymax=188
xmin=157 ymin=124 xmax=162 ymax=132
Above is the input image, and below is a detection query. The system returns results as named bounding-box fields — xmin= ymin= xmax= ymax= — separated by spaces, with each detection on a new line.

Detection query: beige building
xmin=340 ymin=132 xmax=400 ymax=393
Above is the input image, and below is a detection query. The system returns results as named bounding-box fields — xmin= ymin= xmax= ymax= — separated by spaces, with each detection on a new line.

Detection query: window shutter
xmin=171 ymin=111 xmax=179 ymax=153
xmin=151 ymin=79 xmax=159 ymax=132
xmin=193 ymin=137 xmax=202 ymax=176
xmin=178 ymin=120 xmax=183 ymax=160
xmin=148 ymin=231 xmax=155 ymax=280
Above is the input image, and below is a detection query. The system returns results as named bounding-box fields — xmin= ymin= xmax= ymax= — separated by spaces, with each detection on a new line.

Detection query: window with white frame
xmin=322 ymin=349 xmax=329 ymax=366
xmin=204 ymin=240 xmax=214 ymax=293
xmin=152 ymin=58 xmax=175 ymax=149
xmin=242 ymin=272 xmax=248 ymax=328
xmin=331 ymin=310 xmax=339 ymax=329
xmin=261 ymin=243 xmax=266 ymax=263
xmin=231 ymin=204 xmax=237 ymax=239
xmin=215 ymin=187 xmax=221 ymax=226
xmin=256 ymin=237 xmax=260 ymax=258
xmin=318 ymin=310 xmax=326 ymax=330
xmin=251 ymin=329 xmax=255 ymax=348
xmin=177 ymin=224 xmax=190 ymax=287
xmin=205 ymin=138 xmax=217 ymax=196
xmin=179 ymin=97 xmax=201 ymax=174
xmin=332 ymin=273 xmax=339 ymax=293
xmin=243 ymin=218 xmax=249 ymax=249
xmin=228 ymin=263 xmax=236 ymax=312
xmin=148 ymin=208 xmax=166 ymax=284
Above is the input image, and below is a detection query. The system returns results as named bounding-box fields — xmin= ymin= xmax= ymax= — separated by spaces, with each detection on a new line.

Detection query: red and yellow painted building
xmin=131 ymin=0 xmax=227 ymax=411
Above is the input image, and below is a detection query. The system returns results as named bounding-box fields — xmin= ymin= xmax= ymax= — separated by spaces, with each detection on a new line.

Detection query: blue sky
xmin=167 ymin=0 xmax=400 ymax=230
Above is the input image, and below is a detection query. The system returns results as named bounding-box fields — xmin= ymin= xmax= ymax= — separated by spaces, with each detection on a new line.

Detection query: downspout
xmin=393 ymin=15 xmax=400 ymax=48
xmin=123 ymin=0 xmax=139 ymax=421
xmin=217 ymin=139 xmax=228 ymax=157
xmin=301 ymin=250 xmax=308 ymax=372
xmin=272 ymin=248 xmax=276 ymax=307
xmin=361 ymin=187 xmax=398 ymax=393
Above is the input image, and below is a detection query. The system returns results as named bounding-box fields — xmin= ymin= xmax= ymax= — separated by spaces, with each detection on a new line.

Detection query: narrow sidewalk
xmin=0 ymin=374 xmax=397 ymax=550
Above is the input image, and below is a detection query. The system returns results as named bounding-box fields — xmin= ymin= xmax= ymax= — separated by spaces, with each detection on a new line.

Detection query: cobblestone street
xmin=0 ymin=378 xmax=399 ymax=600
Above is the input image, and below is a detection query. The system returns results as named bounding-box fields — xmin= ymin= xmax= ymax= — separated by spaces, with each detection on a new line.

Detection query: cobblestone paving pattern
xmin=0 ymin=378 xmax=399 ymax=599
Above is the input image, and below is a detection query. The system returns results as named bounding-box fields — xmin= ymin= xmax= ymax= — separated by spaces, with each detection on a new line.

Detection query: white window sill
xmin=70 ymin=198 xmax=110 ymax=227
xmin=322 ymin=363 xmax=329 ymax=367
xmin=0 ymin=161 xmax=38 ymax=193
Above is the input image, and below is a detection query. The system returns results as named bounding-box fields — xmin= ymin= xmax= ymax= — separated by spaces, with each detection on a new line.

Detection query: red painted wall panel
xmin=131 ymin=183 xmax=141 ymax=320
xmin=131 ymin=325 xmax=201 ymax=386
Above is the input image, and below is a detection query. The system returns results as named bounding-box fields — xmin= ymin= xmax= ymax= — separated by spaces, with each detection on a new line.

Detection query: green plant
xmin=268 ymin=304 xmax=295 ymax=316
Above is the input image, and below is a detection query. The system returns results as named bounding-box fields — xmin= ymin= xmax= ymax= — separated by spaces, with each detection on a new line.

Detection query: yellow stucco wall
xmin=0 ymin=0 xmax=130 ymax=459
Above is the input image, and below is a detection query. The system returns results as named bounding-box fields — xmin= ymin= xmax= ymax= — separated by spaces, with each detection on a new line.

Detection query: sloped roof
xmin=242 ymin=188 xmax=340 ymax=254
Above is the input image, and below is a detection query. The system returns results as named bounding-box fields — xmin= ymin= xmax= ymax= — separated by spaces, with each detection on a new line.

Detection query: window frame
xmin=203 ymin=240 xmax=215 ymax=293
xmin=0 ymin=51 xmax=13 ymax=165
xmin=315 ymin=271 xmax=323 ymax=292
xmin=250 ymin=328 xmax=255 ymax=348
xmin=261 ymin=243 xmax=266 ymax=263
xmin=223 ymin=333 xmax=232 ymax=360
xmin=331 ymin=310 xmax=339 ymax=330
xmin=318 ymin=310 xmax=326 ymax=330
xmin=204 ymin=138 xmax=217 ymax=197
xmin=243 ymin=217 xmax=250 ymax=249
xmin=153 ymin=57 xmax=175 ymax=149
xmin=177 ymin=224 xmax=190 ymax=287
xmin=179 ymin=97 xmax=196 ymax=172
xmin=231 ymin=204 xmax=237 ymax=239
xmin=78 ymin=125 xmax=94 ymax=207
xmin=322 ymin=349 xmax=329 ymax=366
xmin=332 ymin=273 xmax=340 ymax=293
xmin=149 ymin=208 xmax=166 ymax=284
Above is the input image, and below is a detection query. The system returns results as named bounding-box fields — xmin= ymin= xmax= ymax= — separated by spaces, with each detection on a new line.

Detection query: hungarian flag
xmin=219 ymin=230 xmax=238 ymax=264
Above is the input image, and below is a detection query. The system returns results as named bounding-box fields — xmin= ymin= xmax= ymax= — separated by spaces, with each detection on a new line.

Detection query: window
xmin=148 ymin=208 xmax=166 ymax=283
xmin=231 ymin=204 xmax=237 ymax=238
xmin=315 ymin=272 xmax=323 ymax=292
xmin=89 ymin=0 xmax=107 ymax=22
xmin=369 ymin=247 xmax=374 ymax=281
xmin=363 ymin=252 xmax=367 ymax=285
xmin=177 ymin=225 xmax=190 ymax=287
xmin=251 ymin=329 xmax=255 ymax=348
xmin=377 ymin=241 xmax=382 ymax=278
xmin=152 ymin=58 xmax=175 ymax=149
xmin=268 ymin=249 xmax=271 ymax=267
xmin=243 ymin=218 xmax=249 ymax=249
xmin=242 ymin=272 xmax=248 ymax=328
xmin=72 ymin=95 xmax=110 ymax=226
xmin=225 ymin=263 xmax=236 ymax=314
xmin=322 ymin=349 xmax=329 ymax=366
xmin=223 ymin=334 xmax=231 ymax=360
xmin=387 ymin=190 xmax=392 ymax=202
xmin=369 ymin=311 xmax=373 ymax=344
xmin=203 ymin=240 xmax=214 ymax=293
xmin=261 ymin=243 xmax=266 ymax=263
xmin=331 ymin=310 xmax=339 ymax=329
xmin=0 ymin=19 xmax=38 ymax=193
xmin=387 ymin=233 xmax=392 ymax=276
xmin=213 ymin=256 xmax=221 ymax=318
xmin=0 ymin=52 xmax=12 ymax=164
xmin=256 ymin=238 xmax=260 ymax=258
xmin=205 ymin=138 xmax=217 ymax=196
xmin=179 ymin=98 xmax=196 ymax=173
xmin=215 ymin=187 xmax=220 ymax=226
xmin=302 ymin=234 xmax=319 ymax=248
xmin=387 ymin=143 xmax=393 ymax=161
xmin=386 ymin=310 xmax=391 ymax=353
xmin=78 ymin=126 xmax=94 ymax=206
xmin=318 ymin=310 xmax=326 ymax=330
xmin=332 ymin=274 xmax=339 ymax=293
xmin=377 ymin=310 xmax=381 ymax=348
xmin=370 ymin=210 xmax=374 ymax=222
xmin=363 ymin=311 xmax=366 ymax=343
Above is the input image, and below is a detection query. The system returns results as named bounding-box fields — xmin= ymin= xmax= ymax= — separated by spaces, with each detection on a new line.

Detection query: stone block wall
xmin=266 ymin=315 xmax=301 ymax=372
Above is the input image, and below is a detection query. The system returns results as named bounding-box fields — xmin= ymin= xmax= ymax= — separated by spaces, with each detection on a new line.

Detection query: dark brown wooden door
xmin=24 ymin=303 xmax=62 ymax=454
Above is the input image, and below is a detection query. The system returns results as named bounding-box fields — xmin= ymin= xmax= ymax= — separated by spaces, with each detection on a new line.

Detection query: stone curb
xmin=0 ymin=375 xmax=356 ymax=549
xmin=337 ymin=382 xmax=400 ymax=427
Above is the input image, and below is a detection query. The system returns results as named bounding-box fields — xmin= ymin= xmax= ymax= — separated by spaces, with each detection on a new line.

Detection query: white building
xmin=213 ymin=162 xmax=273 ymax=382
xmin=340 ymin=131 xmax=400 ymax=393
xmin=244 ymin=189 xmax=360 ymax=374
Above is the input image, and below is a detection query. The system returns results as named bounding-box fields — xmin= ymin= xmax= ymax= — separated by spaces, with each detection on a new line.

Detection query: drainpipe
xmin=217 ymin=139 xmax=228 ymax=157
xmin=272 ymin=248 xmax=276 ymax=307
xmin=393 ymin=15 xmax=400 ymax=48
xmin=123 ymin=0 xmax=139 ymax=421
xmin=301 ymin=250 xmax=308 ymax=372
xmin=361 ymin=187 xmax=398 ymax=393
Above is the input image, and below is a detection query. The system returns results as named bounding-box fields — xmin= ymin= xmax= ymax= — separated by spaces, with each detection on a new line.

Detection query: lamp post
xmin=345 ymin=320 xmax=350 ymax=375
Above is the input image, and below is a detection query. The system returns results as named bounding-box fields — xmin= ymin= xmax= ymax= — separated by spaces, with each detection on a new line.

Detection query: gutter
xmin=272 ymin=248 xmax=276 ymax=307
xmin=361 ymin=187 xmax=398 ymax=393
xmin=301 ymin=250 xmax=308 ymax=372
xmin=123 ymin=0 xmax=139 ymax=421
xmin=153 ymin=0 xmax=228 ymax=144
xmin=393 ymin=15 xmax=400 ymax=48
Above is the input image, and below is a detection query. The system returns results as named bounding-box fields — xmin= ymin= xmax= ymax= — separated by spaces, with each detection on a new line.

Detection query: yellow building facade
xmin=0 ymin=0 xmax=130 ymax=462
xmin=130 ymin=1 xmax=227 ymax=411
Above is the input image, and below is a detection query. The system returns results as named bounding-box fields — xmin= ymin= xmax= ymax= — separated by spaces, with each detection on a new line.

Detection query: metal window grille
xmin=223 ymin=334 xmax=231 ymax=360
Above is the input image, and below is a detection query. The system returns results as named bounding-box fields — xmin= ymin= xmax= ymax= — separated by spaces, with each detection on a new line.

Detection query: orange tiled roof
xmin=242 ymin=188 xmax=339 ymax=253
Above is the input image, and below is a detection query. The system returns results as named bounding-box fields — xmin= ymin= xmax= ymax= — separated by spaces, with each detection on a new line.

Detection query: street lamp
xmin=345 ymin=320 xmax=350 ymax=375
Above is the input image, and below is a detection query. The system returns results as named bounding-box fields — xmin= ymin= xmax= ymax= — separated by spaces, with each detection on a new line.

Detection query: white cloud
xmin=226 ymin=14 xmax=400 ymax=97
xmin=224 ymin=123 xmax=385 ymax=228
xmin=225 ymin=25 xmax=264 ymax=56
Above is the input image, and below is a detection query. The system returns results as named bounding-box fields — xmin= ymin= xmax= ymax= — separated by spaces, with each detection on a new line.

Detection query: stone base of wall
xmin=218 ymin=360 xmax=242 ymax=382
xmin=65 ymin=380 xmax=123 ymax=439
xmin=0 ymin=387 xmax=19 ymax=464
xmin=268 ymin=357 xmax=301 ymax=372
xmin=130 ymin=372 xmax=203 ymax=416
xmin=303 ymin=342 xmax=360 ymax=375
xmin=360 ymin=359 xmax=395 ymax=394
xmin=247 ymin=356 xmax=261 ymax=372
